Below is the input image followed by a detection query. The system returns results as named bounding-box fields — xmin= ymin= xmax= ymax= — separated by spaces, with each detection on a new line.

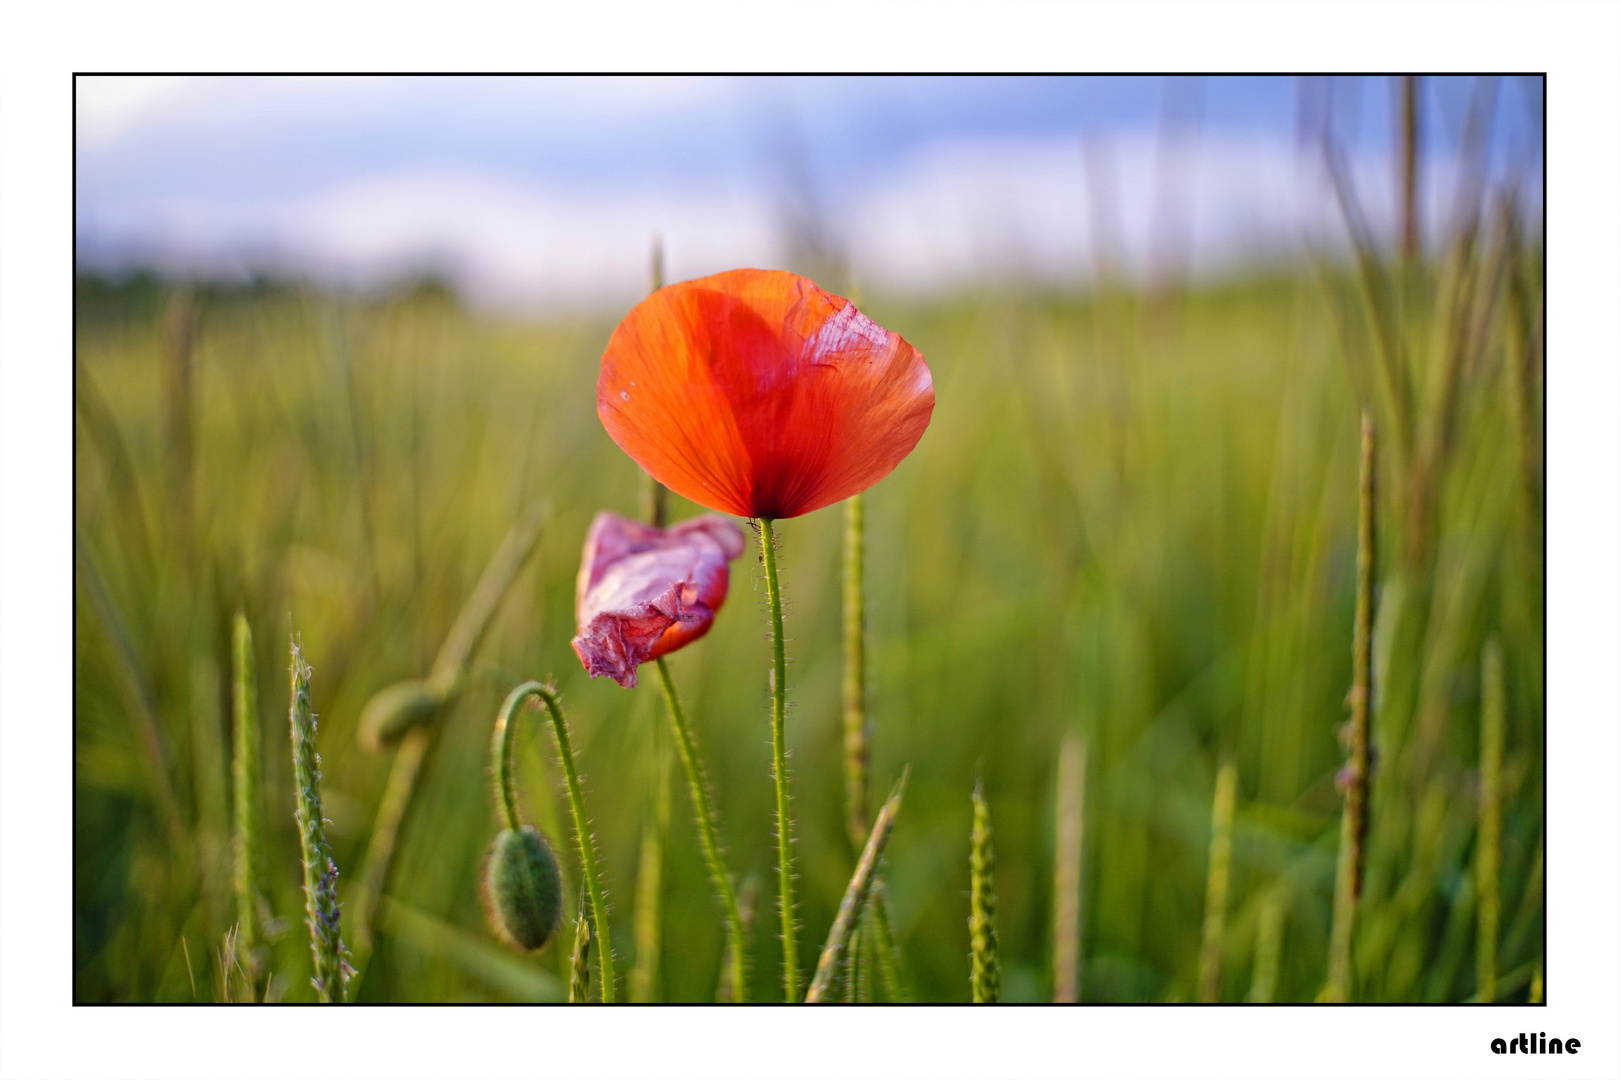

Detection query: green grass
xmin=72 ymin=249 xmax=1542 ymax=1002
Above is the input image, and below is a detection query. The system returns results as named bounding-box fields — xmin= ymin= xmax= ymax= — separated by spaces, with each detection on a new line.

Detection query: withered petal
xmin=571 ymin=511 xmax=745 ymax=688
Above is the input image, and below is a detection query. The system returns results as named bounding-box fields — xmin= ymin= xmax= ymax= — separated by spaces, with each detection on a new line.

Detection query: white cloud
xmin=74 ymin=75 xmax=194 ymax=147
xmin=75 ymin=83 xmax=1539 ymax=311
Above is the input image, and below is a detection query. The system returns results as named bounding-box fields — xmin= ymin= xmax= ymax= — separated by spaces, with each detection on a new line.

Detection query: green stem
xmin=1051 ymin=731 xmax=1085 ymax=1003
xmin=1477 ymin=639 xmax=1505 ymax=1002
xmin=352 ymin=726 xmax=431 ymax=962
xmin=231 ymin=613 xmax=263 ymax=977
xmin=655 ymin=658 xmax=748 ymax=1001
xmin=1197 ymin=759 xmax=1238 ymax=1003
xmin=493 ymin=682 xmax=616 ymax=1002
xmin=1325 ymin=412 xmax=1377 ymax=1003
xmin=843 ymin=493 xmax=869 ymax=850
xmin=757 ymin=517 xmax=799 ymax=1001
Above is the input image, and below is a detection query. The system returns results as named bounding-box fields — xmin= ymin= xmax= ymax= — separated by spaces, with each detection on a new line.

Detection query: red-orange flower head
xmin=571 ymin=511 xmax=746 ymax=689
xmin=598 ymin=269 xmax=934 ymax=520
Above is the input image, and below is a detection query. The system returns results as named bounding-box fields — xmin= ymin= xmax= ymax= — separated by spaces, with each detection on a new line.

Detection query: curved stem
xmin=492 ymin=694 xmax=524 ymax=832
xmin=654 ymin=657 xmax=748 ymax=1002
xmin=494 ymin=681 xmax=616 ymax=1002
xmin=757 ymin=517 xmax=799 ymax=1001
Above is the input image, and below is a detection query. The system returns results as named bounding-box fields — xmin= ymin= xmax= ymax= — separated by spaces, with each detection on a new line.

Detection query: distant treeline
xmin=74 ymin=268 xmax=461 ymax=323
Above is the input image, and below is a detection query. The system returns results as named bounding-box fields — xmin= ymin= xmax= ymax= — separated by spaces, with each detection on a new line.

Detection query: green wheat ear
xmin=288 ymin=637 xmax=350 ymax=1002
xmin=969 ymin=778 xmax=1000 ymax=1004
xmin=805 ymin=767 xmax=909 ymax=1003
xmin=568 ymin=897 xmax=593 ymax=1004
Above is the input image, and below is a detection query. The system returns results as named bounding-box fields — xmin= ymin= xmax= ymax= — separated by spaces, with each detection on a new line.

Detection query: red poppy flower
xmin=571 ymin=511 xmax=746 ymax=688
xmin=597 ymin=269 xmax=934 ymax=520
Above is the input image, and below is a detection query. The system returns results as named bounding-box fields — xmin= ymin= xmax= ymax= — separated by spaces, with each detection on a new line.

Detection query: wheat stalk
xmin=1052 ymin=731 xmax=1086 ymax=1002
xmin=1197 ymin=759 xmax=1238 ymax=1003
xmin=843 ymin=493 xmax=870 ymax=850
xmin=1247 ymin=887 xmax=1287 ymax=1003
xmin=1476 ymin=637 xmax=1505 ymax=1002
xmin=1325 ymin=412 xmax=1377 ymax=1002
xmin=230 ymin=613 xmax=266 ymax=986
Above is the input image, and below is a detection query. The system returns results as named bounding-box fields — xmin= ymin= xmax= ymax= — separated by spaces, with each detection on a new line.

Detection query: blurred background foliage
xmin=74 ymin=76 xmax=1542 ymax=1004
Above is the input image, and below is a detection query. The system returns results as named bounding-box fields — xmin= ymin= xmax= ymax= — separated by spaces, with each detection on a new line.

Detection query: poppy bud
xmin=484 ymin=826 xmax=564 ymax=951
xmin=358 ymin=679 xmax=446 ymax=752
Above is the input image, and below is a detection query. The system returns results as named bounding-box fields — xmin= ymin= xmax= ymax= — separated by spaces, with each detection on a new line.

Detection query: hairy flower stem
xmin=969 ymin=779 xmax=1000 ymax=1003
xmin=654 ymin=658 xmax=748 ymax=1002
xmin=289 ymin=639 xmax=348 ymax=1003
xmin=231 ymin=614 xmax=264 ymax=981
xmin=1325 ymin=412 xmax=1377 ymax=1003
xmin=756 ymin=517 xmax=799 ymax=1001
xmin=843 ymin=493 xmax=869 ymax=850
xmin=493 ymin=682 xmax=616 ymax=1002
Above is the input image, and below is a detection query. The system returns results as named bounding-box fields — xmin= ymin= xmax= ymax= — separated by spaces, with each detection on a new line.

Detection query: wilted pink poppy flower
xmin=571 ymin=511 xmax=746 ymax=688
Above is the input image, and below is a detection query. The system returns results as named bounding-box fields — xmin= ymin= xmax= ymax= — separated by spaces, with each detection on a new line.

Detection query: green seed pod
xmin=484 ymin=826 xmax=564 ymax=951
xmin=358 ymin=680 xmax=445 ymax=752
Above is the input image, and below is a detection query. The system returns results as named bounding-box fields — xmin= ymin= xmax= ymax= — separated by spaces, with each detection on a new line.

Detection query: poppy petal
xmin=571 ymin=511 xmax=746 ymax=688
xmin=598 ymin=269 xmax=934 ymax=519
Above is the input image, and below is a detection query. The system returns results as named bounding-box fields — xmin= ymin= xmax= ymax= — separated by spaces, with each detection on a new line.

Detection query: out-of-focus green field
xmin=73 ymin=246 xmax=1542 ymax=1002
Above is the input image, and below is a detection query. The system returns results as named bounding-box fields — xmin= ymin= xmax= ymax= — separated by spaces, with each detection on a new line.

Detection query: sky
xmin=74 ymin=75 xmax=1543 ymax=311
